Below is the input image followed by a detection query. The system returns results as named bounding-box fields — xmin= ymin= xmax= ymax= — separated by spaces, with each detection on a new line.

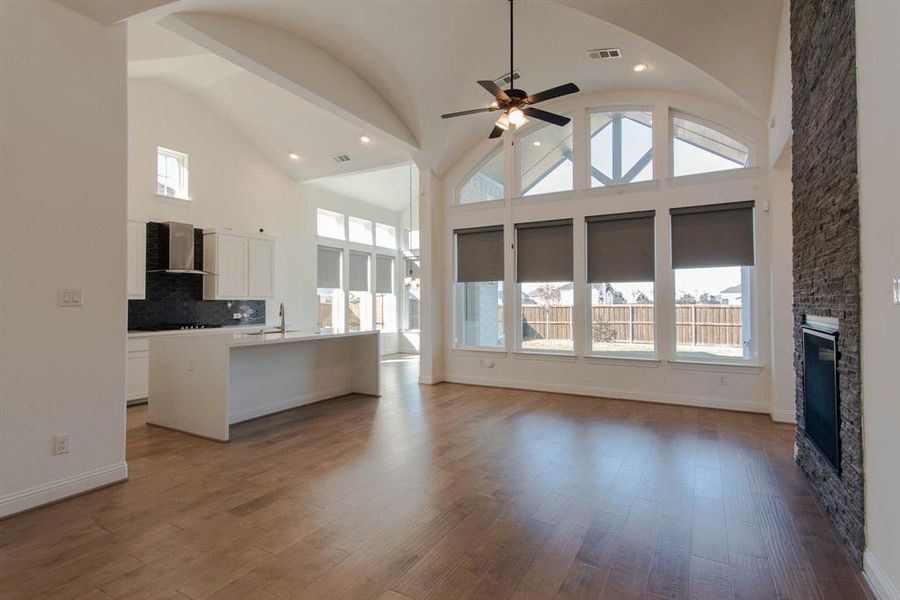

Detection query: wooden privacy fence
xmin=521 ymin=304 xmax=742 ymax=347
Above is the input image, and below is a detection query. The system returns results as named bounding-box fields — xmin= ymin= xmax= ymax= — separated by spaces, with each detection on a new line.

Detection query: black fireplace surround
xmin=802 ymin=326 xmax=840 ymax=472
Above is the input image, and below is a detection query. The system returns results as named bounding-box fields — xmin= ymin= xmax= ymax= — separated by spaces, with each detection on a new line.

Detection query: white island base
xmin=147 ymin=330 xmax=380 ymax=441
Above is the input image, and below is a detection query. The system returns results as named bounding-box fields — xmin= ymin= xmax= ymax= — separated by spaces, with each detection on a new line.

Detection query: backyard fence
xmin=522 ymin=304 xmax=743 ymax=347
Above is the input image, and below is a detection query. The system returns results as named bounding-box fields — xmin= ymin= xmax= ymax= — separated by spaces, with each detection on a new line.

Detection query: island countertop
xmin=154 ymin=328 xmax=379 ymax=348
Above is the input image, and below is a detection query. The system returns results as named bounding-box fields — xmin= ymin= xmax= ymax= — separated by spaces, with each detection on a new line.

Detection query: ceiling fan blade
xmin=477 ymin=80 xmax=510 ymax=102
xmin=525 ymin=82 xmax=580 ymax=105
xmin=522 ymin=107 xmax=571 ymax=127
xmin=441 ymin=107 xmax=495 ymax=119
xmin=488 ymin=125 xmax=505 ymax=139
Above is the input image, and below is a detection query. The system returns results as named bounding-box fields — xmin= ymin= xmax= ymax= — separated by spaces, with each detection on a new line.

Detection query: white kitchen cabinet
xmin=203 ymin=230 xmax=275 ymax=300
xmin=126 ymin=337 xmax=149 ymax=403
xmin=127 ymin=220 xmax=146 ymax=300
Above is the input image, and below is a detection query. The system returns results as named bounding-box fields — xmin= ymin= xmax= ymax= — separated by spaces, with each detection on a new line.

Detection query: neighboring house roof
xmin=720 ymin=284 xmax=742 ymax=294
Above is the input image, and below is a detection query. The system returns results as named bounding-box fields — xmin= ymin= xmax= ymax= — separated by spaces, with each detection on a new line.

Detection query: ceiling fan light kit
xmin=440 ymin=0 xmax=580 ymax=139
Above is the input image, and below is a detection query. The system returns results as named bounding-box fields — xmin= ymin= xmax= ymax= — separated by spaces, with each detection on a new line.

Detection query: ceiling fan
xmin=441 ymin=0 xmax=580 ymax=139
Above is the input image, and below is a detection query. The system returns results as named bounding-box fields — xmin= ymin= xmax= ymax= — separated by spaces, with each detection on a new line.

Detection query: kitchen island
xmin=147 ymin=329 xmax=380 ymax=441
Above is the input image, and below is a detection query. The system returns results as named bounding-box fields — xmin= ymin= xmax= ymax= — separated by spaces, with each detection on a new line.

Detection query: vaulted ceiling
xmin=72 ymin=0 xmax=782 ymax=180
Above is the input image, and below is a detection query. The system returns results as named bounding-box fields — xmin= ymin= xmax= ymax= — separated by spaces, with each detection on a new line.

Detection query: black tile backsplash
xmin=128 ymin=223 xmax=265 ymax=331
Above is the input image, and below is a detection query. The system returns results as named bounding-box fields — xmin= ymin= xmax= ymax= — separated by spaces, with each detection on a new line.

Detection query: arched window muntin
xmin=456 ymin=143 xmax=505 ymax=205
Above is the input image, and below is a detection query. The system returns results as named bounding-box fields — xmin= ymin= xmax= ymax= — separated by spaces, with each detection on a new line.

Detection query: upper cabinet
xmin=203 ymin=230 xmax=276 ymax=300
xmin=127 ymin=220 xmax=146 ymax=300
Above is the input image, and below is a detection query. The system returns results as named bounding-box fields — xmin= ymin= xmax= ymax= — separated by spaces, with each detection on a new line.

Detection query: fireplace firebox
xmin=802 ymin=322 xmax=840 ymax=473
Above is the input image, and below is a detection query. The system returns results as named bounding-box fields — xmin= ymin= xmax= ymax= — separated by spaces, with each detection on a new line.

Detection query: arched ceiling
xmin=119 ymin=0 xmax=780 ymax=178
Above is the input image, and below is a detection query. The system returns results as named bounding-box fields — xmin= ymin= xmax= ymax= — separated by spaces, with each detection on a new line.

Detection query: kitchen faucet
xmin=277 ymin=302 xmax=286 ymax=334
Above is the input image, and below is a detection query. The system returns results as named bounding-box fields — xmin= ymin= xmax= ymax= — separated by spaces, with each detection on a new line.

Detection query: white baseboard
xmin=229 ymin=386 xmax=352 ymax=424
xmin=770 ymin=408 xmax=797 ymax=423
xmin=865 ymin=550 xmax=900 ymax=600
xmin=443 ymin=373 xmax=769 ymax=414
xmin=418 ymin=374 xmax=444 ymax=385
xmin=0 ymin=462 xmax=128 ymax=518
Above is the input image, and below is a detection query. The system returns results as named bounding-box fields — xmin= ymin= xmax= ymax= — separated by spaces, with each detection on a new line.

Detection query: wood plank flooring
xmin=0 ymin=355 xmax=870 ymax=599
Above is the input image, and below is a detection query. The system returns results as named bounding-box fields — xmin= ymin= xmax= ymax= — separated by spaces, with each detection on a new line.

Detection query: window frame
xmin=669 ymin=111 xmax=753 ymax=178
xmin=348 ymin=216 xmax=374 ymax=245
xmin=375 ymin=222 xmax=397 ymax=249
xmin=586 ymin=106 xmax=654 ymax=189
xmin=455 ymin=144 xmax=506 ymax=206
xmin=156 ymin=146 xmax=190 ymax=201
xmin=517 ymin=116 xmax=575 ymax=198
xmin=451 ymin=228 xmax=506 ymax=351
xmin=317 ymin=208 xmax=346 ymax=241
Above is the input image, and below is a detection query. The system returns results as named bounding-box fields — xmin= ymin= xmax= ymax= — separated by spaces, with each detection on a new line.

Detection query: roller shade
xmin=376 ymin=255 xmax=394 ymax=294
xmin=317 ymin=246 xmax=342 ymax=289
xmin=670 ymin=201 xmax=755 ymax=268
xmin=349 ymin=251 xmax=370 ymax=292
xmin=516 ymin=219 xmax=573 ymax=283
xmin=586 ymin=211 xmax=655 ymax=283
xmin=455 ymin=225 xmax=504 ymax=283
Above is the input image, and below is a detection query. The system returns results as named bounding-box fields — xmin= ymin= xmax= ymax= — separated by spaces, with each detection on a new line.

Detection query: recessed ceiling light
xmin=532 ymin=140 xmax=542 ymax=146
xmin=633 ymin=62 xmax=649 ymax=73
xmin=360 ymin=135 xmax=371 ymax=144
xmin=288 ymin=152 xmax=300 ymax=161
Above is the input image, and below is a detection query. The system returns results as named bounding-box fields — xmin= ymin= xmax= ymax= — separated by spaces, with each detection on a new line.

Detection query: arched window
xmin=589 ymin=110 xmax=653 ymax=187
xmin=458 ymin=146 xmax=504 ymax=204
xmin=671 ymin=114 xmax=750 ymax=177
xmin=519 ymin=118 xmax=574 ymax=196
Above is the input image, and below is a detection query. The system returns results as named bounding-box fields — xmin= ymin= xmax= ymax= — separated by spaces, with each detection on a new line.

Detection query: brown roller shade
xmin=586 ymin=211 xmax=655 ymax=283
xmin=516 ymin=219 xmax=573 ymax=283
xmin=670 ymin=201 xmax=755 ymax=268
xmin=349 ymin=250 xmax=370 ymax=292
xmin=376 ymin=255 xmax=394 ymax=294
xmin=317 ymin=246 xmax=342 ymax=289
xmin=455 ymin=225 xmax=504 ymax=283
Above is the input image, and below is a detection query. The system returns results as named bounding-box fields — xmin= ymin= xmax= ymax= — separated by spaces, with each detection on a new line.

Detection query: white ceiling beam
xmin=161 ymin=12 xmax=419 ymax=153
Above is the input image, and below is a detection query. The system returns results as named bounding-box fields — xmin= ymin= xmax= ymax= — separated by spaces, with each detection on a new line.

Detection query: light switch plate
xmin=894 ymin=278 xmax=900 ymax=305
xmin=58 ymin=287 xmax=84 ymax=307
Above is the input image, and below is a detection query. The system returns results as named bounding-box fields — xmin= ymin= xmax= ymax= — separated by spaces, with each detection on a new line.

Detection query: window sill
xmin=450 ymin=198 xmax=506 ymax=211
xmin=667 ymin=359 xmax=763 ymax=374
xmin=513 ymin=188 xmax=575 ymax=205
xmin=452 ymin=347 xmax=508 ymax=357
xmin=512 ymin=350 xmax=577 ymax=362
xmin=583 ymin=355 xmax=661 ymax=367
xmin=155 ymin=193 xmax=191 ymax=205
xmin=587 ymin=179 xmax=660 ymax=196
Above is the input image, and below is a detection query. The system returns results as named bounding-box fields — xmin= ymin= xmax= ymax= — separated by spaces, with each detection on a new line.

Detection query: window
xmin=670 ymin=202 xmax=755 ymax=361
xmin=375 ymin=223 xmax=397 ymax=249
xmin=317 ymin=209 xmax=345 ymax=240
xmin=316 ymin=246 xmax=344 ymax=331
xmin=459 ymin=146 xmax=504 ymax=204
xmin=590 ymin=110 xmax=653 ymax=187
xmin=516 ymin=220 xmax=574 ymax=352
xmin=454 ymin=226 xmax=505 ymax=348
xmin=375 ymin=254 xmax=396 ymax=330
xmin=587 ymin=211 xmax=656 ymax=357
xmin=403 ymin=257 xmax=421 ymax=331
xmin=672 ymin=114 xmax=750 ymax=177
xmin=157 ymin=147 xmax=189 ymax=200
xmin=349 ymin=217 xmax=373 ymax=245
xmin=520 ymin=120 xmax=574 ymax=196
xmin=348 ymin=250 xmax=371 ymax=331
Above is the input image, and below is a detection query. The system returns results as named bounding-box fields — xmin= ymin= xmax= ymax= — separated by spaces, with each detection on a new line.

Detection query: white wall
xmin=128 ymin=79 xmax=315 ymax=329
xmin=438 ymin=90 xmax=776 ymax=415
xmin=0 ymin=0 xmax=128 ymax=515
xmin=857 ymin=1 xmax=900 ymax=597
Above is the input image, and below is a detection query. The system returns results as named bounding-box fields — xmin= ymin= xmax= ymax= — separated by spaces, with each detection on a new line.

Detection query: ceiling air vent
xmin=332 ymin=153 xmax=351 ymax=163
xmin=494 ymin=70 xmax=520 ymax=87
xmin=588 ymin=48 xmax=622 ymax=60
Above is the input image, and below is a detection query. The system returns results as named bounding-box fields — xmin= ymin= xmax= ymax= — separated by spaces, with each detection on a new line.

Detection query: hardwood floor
xmin=0 ymin=354 xmax=870 ymax=599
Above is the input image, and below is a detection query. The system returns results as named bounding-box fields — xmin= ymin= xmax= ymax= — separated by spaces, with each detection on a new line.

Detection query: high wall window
xmin=317 ymin=246 xmax=344 ymax=331
xmin=375 ymin=223 xmax=397 ymax=249
xmin=317 ymin=208 xmax=345 ymax=240
xmin=375 ymin=254 xmax=396 ymax=330
xmin=671 ymin=114 xmax=750 ymax=177
xmin=516 ymin=220 xmax=574 ymax=352
xmin=590 ymin=110 xmax=653 ymax=187
xmin=670 ymin=202 xmax=754 ymax=361
xmin=587 ymin=211 xmax=656 ymax=357
xmin=520 ymin=119 xmax=574 ymax=196
xmin=459 ymin=146 xmax=504 ymax=204
xmin=157 ymin=146 xmax=189 ymax=200
xmin=348 ymin=250 xmax=371 ymax=331
xmin=349 ymin=217 xmax=373 ymax=245
xmin=454 ymin=226 xmax=505 ymax=349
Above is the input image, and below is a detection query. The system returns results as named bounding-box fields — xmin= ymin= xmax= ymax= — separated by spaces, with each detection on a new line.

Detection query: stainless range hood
xmin=147 ymin=222 xmax=210 ymax=275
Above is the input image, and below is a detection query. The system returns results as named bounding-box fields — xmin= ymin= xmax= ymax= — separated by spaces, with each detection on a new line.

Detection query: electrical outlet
xmin=187 ymin=358 xmax=196 ymax=372
xmin=57 ymin=287 xmax=84 ymax=307
xmin=53 ymin=435 xmax=71 ymax=455
xmin=719 ymin=376 xmax=727 ymax=386
xmin=233 ymin=313 xmax=242 ymax=320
